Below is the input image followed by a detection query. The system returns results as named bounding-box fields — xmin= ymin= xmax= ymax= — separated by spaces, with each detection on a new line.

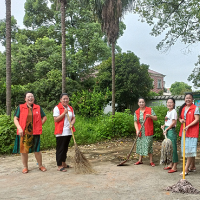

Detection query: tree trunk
xmin=111 ymin=42 xmax=115 ymax=115
xmin=6 ymin=0 xmax=11 ymax=116
xmin=61 ymin=1 xmax=66 ymax=93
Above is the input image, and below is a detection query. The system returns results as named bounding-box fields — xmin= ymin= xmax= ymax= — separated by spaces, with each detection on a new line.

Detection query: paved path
xmin=1 ymin=140 xmax=200 ymax=200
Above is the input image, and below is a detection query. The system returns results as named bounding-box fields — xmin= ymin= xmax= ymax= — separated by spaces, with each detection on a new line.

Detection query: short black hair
xmin=60 ymin=93 xmax=69 ymax=99
xmin=24 ymin=92 xmax=34 ymax=98
xmin=138 ymin=97 xmax=145 ymax=103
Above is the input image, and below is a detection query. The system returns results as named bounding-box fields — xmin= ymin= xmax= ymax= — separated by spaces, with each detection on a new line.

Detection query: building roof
xmin=148 ymin=69 xmax=165 ymax=77
xmin=151 ymin=95 xmax=185 ymax=100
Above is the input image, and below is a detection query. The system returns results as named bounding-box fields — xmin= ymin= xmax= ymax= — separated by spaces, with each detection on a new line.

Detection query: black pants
xmin=56 ymin=135 xmax=72 ymax=166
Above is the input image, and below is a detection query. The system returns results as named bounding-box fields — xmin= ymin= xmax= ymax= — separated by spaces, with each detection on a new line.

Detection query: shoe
xmin=180 ymin=171 xmax=188 ymax=176
xmin=189 ymin=168 xmax=196 ymax=172
xmin=168 ymin=169 xmax=177 ymax=173
xmin=39 ymin=166 xmax=47 ymax=172
xmin=164 ymin=166 xmax=172 ymax=170
xmin=22 ymin=168 xmax=28 ymax=174
xmin=150 ymin=162 xmax=155 ymax=167
xmin=57 ymin=167 xmax=67 ymax=172
xmin=134 ymin=161 xmax=143 ymax=165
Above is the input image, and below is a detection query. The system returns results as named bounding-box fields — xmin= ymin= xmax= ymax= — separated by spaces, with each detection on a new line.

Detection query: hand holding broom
xmin=66 ymin=112 xmax=93 ymax=174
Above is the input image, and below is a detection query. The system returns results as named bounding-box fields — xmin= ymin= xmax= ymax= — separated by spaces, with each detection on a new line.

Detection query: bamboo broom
xmin=165 ymin=123 xmax=200 ymax=194
xmin=66 ymin=113 xmax=94 ymax=174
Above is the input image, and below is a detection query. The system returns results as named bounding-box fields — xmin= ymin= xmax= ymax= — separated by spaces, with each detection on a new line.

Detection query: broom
xmin=117 ymin=117 xmax=147 ymax=166
xmin=165 ymin=123 xmax=200 ymax=194
xmin=160 ymin=128 xmax=173 ymax=165
xmin=66 ymin=113 xmax=94 ymax=174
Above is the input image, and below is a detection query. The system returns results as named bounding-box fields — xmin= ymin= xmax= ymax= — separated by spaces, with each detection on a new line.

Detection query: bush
xmin=151 ymin=102 xmax=168 ymax=140
xmin=71 ymin=88 xmax=111 ymax=117
xmin=0 ymin=115 xmax=16 ymax=154
xmin=96 ymin=109 xmax=135 ymax=140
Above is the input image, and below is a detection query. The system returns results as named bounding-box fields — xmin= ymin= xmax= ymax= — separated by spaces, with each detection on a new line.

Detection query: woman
xmin=13 ymin=92 xmax=47 ymax=174
xmin=179 ymin=93 xmax=199 ymax=175
xmin=53 ymin=93 xmax=75 ymax=172
xmin=161 ymin=98 xmax=178 ymax=173
xmin=134 ymin=97 xmax=157 ymax=166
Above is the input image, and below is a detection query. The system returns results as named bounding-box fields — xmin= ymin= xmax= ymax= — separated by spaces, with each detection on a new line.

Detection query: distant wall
xmin=104 ymin=96 xmax=185 ymax=114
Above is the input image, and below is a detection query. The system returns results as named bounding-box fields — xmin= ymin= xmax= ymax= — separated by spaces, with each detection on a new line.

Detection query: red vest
xmin=54 ymin=102 xmax=76 ymax=135
xmin=135 ymin=107 xmax=154 ymax=137
xmin=179 ymin=104 xmax=199 ymax=138
xmin=17 ymin=103 xmax=43 ymax=135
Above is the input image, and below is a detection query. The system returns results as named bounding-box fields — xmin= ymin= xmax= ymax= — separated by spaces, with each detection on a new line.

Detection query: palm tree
xmin=82 ymin=0 xmax=135 ymax=115
xmin=5 ymin=0 xmax=11 ymax=116
xmin=59 ymin=0 xmax=67 ymax=93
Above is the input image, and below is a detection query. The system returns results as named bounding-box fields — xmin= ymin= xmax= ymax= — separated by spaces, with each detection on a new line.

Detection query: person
xmin=179 ymin=93 xmax=199 ymax=175
xmin=134 ymin=97 xmax=157 ymax=167
xmin=53 ymin=93 xmax=75 ymax=172
xmin=13 ymin=92 xmax=47 ymax=174
xmin=161 ymin=98 xmax=178 ymax=173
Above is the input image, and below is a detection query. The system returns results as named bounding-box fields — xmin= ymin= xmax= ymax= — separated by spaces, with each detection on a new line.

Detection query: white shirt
xmin=164 ymin=109 xmax=177 ymax=127
xmin=53 ymin=105 xmax=75 ymax=137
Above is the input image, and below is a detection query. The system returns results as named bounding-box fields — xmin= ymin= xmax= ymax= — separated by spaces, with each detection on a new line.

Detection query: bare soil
xmin=1 ymin=138 xmax=200 ymax=200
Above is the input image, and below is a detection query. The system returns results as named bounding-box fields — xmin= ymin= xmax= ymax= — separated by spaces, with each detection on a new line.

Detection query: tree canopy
xmin=96 ymin=51 xmax=153 ymax=111
xmin=170 ymin=81 xmax=192 ymax=95
xmin=136 ymin=0 xmax=200 ymax=52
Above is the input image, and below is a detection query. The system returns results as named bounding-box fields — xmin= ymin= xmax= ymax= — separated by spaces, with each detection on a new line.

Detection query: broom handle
xmin=66 ymin=112 xmax=76 ymax=145
xmin=183 ymin=122 xmax=186 ymax=180
xmin=161 ymin=127 xmax=167 ymax=139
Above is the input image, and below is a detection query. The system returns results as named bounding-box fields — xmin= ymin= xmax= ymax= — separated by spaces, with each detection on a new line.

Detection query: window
xmin=157 ymin=79 xmax=162 ymax=88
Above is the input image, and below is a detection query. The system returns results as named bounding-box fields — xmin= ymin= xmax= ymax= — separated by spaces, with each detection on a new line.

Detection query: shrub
xmin=70 ymin=88 xmax=111 ymax=117
xmin=0 ymin=115 xmax=16 ymax=154
xmin=96 ymin=109 xmax=135 ymax=140
xmin=151 ymin=102 xmax=168 ymax=140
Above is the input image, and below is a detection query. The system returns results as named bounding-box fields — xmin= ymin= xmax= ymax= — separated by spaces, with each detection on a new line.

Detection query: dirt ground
xmin=1 ymin=138 xmax=200 ymax=200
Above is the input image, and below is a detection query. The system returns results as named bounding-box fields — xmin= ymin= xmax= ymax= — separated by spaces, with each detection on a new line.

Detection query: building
xmin=148 ymin=69 xmax=165 ymax=93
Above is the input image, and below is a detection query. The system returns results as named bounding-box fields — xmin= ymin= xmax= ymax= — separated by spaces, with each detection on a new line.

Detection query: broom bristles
xmin=73 ymin=144 xmax=94 ymax=174
xmin=160 ymin=138 xmax=173 ymax=165
xmin=165 ymin=179 xmax=200 ymax=194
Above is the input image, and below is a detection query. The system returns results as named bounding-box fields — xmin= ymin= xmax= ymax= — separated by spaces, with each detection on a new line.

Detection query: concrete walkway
xmin=1 ymin=140 xmax=200 ymax=200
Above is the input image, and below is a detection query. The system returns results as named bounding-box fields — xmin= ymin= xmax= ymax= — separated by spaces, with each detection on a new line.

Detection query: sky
xmin=0 ymin=1 xmax=199 ymax=89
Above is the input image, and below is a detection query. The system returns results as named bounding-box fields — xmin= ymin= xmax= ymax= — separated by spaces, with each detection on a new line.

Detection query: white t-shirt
xmin=164 ymin=109 xmax=177 ymax=127
xmin=53 ymin=105 xmax=75 ymax=137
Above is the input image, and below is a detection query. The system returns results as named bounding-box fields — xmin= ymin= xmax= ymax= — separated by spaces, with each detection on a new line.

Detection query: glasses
xmin=27 ymin=96 xmax=34 ymax=98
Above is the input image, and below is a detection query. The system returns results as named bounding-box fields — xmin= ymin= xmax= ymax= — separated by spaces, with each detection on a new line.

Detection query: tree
xmin=97 ymin=51 xmax=153 ymax=111
xmin=188 ymin=62 xmax=200 ymax=88
xmin=0 ymin=16 xmax=18 ymax=46
xmin=81 ymin=0 xmax=135 ymax=115
xmin=5 ymin=0 xmax=11 ymax=116
xmin=170 ymin=82 xmax=192 ymax=95
xmin=23 ymin=0 xmax=54 ymax=28
xmin=136 ymin=0 xmax=200 ymax=88
xmin=136 ymin=0 xmax=200 ymax=52
xmin=59 ymin=0 xmax=67 ymax=93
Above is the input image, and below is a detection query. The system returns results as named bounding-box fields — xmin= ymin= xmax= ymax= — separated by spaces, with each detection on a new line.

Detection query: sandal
xmin=168 ymin=169 xmax=177 ymax=173
xmin=22 ymin=168 xmax=28 ymax=174
xmin=63 ymin=164 xmax=71 ymax=168
xmin=57 ymin=167 xmax=67 ymax=172
xmin=150 ymin=162 xmax=155 ymax=167
xmin=180 ymin=171 xmax=189 ymax=176
xmin=39 ymin=166 xmax=47 ymax=172
xmin=134 ymin=161 xmax=143 ymax=165
xmin=163 ymin=166 xmax=172 ymax=170
xmin=189 ymin=168 xmax=196 ymax=172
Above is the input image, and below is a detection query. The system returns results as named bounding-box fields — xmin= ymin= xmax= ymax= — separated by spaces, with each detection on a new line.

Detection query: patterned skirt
xmin=136 ymin=127 xmax=153 ymax=156
xmin=181 ymin=134 xmax=197 ymax=157
xmin=13 ymin=134 xmax=40 ymax=154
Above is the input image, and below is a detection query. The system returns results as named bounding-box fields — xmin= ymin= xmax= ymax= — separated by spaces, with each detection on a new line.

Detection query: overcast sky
xmin=1 ymin=1 xmax=199 ymax=89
